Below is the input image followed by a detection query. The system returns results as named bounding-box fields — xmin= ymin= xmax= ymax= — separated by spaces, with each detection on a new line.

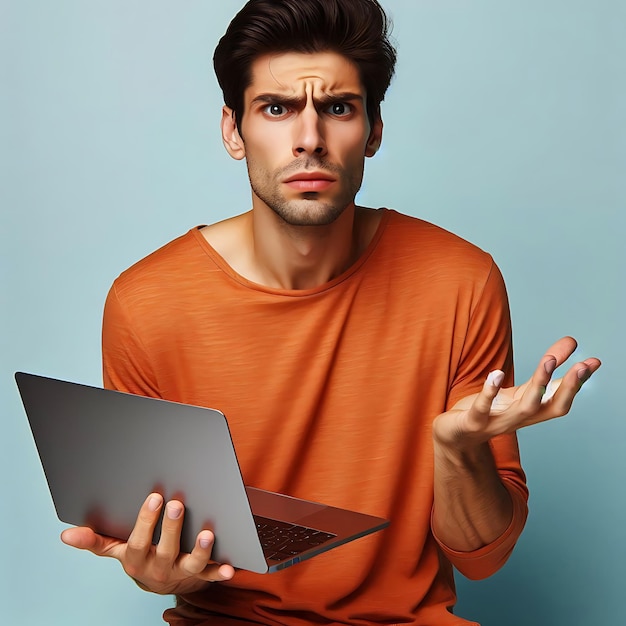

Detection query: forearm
xmin=432 ymin=439 xmax=513 ymax=552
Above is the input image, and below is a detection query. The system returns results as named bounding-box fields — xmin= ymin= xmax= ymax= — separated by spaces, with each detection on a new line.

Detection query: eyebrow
xmin=250 ymin=91 xmax=365 ymax=110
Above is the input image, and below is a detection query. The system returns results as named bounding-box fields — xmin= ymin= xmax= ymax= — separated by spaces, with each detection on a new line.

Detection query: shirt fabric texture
xmin=102 ymin=209 xmax=529 ymax=626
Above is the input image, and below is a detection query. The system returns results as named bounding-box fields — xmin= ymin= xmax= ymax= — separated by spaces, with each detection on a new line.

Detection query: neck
xmin=249 ymin=204 xmax=361 ymax=290
xmin=200 ymin=204 xmax=382 ymax=291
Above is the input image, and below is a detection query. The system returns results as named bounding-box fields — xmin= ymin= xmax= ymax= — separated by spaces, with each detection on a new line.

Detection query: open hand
xmin=61 ymin=493 xmax=235 ymax=595
xmin=433 ymin=336 xmax=601 ymax=450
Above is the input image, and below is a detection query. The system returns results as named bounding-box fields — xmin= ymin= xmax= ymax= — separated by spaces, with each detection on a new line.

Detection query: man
xmin=62 ymin=1 xmax=600 ymax=624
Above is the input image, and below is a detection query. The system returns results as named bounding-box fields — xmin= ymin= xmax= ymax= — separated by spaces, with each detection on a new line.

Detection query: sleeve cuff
xmin=432 ymin=480 xmax=529 ymax=580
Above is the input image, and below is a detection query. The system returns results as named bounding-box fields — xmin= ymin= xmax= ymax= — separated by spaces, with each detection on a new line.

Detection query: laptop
xmin=15 ymin=372 xmax=389 ymax=573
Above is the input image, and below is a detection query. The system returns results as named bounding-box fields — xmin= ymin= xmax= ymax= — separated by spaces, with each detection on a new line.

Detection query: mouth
xmin=283 ymin=171 xmax=336 ymax=192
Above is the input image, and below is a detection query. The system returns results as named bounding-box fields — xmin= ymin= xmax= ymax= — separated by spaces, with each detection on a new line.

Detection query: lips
xmin=283 ymin=171 xmax=336 ymax=192
xmin=283 ymin=171 xmax=335 ymax=183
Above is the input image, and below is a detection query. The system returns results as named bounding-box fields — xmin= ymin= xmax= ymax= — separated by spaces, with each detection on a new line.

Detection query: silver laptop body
xmin=15 ymin=372 xmax=389 ymax=573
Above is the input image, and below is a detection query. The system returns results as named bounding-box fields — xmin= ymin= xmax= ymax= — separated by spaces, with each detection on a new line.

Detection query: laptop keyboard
xmin=254 ymin=515 xmax=336 ymax=562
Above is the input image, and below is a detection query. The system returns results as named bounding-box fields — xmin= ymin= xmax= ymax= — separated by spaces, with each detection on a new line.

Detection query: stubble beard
xmin=247 ymin=157 xmax=364 ymax=227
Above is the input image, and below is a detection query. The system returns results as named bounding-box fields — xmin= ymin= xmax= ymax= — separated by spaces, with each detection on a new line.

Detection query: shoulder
xmin=110 ymin=228 xmax=210 ymax=305
xmin=379 ymin=209 xmax=496 ymax=279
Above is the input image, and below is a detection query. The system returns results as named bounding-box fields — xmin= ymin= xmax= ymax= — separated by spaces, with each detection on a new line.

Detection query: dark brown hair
xmin=213 ymin=0 xmax=396 ymax=130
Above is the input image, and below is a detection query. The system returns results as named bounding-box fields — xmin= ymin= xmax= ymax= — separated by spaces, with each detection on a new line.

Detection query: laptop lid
xmin=15 ymin=372 xmax=389 ymax=573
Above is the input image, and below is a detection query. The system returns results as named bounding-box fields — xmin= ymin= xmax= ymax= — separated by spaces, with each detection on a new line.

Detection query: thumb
xmin=472 ymin=370 xmax=505 ymax=415
xmin=61 ymin=526 xmax=123 ymax=558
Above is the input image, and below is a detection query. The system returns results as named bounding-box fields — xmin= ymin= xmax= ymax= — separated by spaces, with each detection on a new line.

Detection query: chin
xmin=269 ymin=198 xmax=353 ymax=227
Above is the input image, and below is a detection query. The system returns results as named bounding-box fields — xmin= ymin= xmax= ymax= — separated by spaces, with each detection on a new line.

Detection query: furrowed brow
xmin=313 ymin=92 xmax=364 ymax=108
xmin=250 ymin=93 xmax=304 ymax=108
xmin=250 ymin=91 xmax=364 ymax=110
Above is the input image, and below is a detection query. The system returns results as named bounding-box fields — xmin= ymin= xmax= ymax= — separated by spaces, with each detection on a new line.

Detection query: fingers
xmin=147 ymin=499 xmax=234 ymax=585
xmin=183 ymin=531 xmax=234 ymax=582
xmin=542 ymin=336 xmax=578 ymax=367
xmin=61 ymin=526 xmax=127 ymax=561
xmin=520 ymin=337 xmax=576 ymax=407
xmin=436 ymin=338 xmax=600 ymax=449
xmin=61 ymin=526 xmax=115 ymax=554
xmin=520 ymin=354 xmax=558 ymax=410
xmin=157 ymin=500 xmax=185 ymax=556
xmin=125 ymin=493 xmax=163 ymax=575
xmin=181 ymin=530 xmax=215 ymax=580
xmin=520 ymin=336 xmax=577 ymax=407
xmin=518 ymin=352 xmax=601 ymax=427
xmin=545 ymin=357 xmax=602 ymax=417
xmin=473 ymin=370 xmax=504 ymax=414
xmin=182 ymin=530 xmax=216 ymax=575
xmin=62 ymin=493 xmax=232 ymax=594
xmin=61 ymin=526 xmax=99 ymax=550
xmin=151 ymin=499 xmax=186 ymax=580
xmin=474 ymin=338 xmax=600 ymax=433
xmin=204 ymin=562 xmax=236 ymax=582
xmin=457 ymin=370 xmax=505 ymax=438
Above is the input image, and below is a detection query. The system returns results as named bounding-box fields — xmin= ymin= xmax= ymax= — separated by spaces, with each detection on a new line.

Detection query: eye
xmin=327 ymin=102 xmax=352 ymax=117
xmin=264 ymin=103 xmax=288 ymax=117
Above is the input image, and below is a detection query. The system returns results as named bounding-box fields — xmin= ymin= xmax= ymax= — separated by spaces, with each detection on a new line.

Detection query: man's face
xmin=222 ymin=51 xmax=382 ymax=226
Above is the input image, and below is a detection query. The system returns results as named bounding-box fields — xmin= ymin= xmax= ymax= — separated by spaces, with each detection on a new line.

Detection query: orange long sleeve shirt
xmin=102 ymin=209 xmax=528 ymax=625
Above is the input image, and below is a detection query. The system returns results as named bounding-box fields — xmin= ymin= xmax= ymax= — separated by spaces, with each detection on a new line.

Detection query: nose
xmin=292 ymin=106 xmax=327 ymax=157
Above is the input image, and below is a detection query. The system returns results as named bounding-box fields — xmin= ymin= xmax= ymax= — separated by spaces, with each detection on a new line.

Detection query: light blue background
xmin=2 ymin=1 xmax=623 ymax=624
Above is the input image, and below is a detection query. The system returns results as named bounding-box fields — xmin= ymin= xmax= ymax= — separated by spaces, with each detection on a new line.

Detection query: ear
xmin=365 ymin=116 xmax=383 ymax=158
xmin=221 ymin=106 xmax=246 ymax=160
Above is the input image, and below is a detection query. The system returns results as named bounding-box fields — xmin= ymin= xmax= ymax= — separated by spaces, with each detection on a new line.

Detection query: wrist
xmin=433 ymin=429 xmax=492 ymax=471
xmin=129 ymin=575 xmax=212 ymax=596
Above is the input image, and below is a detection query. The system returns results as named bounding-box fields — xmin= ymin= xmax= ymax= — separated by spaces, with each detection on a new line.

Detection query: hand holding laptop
xmin=17 ymin=373 xmax=389 ymax=576
xmin=61 ymin=492 xmax=235 ymax=595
